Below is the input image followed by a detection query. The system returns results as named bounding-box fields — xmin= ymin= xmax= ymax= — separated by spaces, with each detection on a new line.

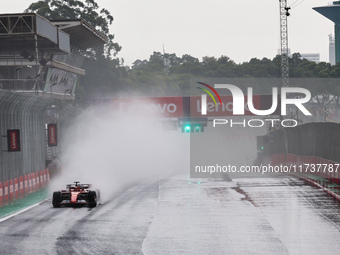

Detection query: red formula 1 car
xmin=52 ymin=181 xmax=99 ymax=208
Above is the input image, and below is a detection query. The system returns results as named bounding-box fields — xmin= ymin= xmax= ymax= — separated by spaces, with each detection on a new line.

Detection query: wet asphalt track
xmin=1 ymin=174 xmax=340 ymax=255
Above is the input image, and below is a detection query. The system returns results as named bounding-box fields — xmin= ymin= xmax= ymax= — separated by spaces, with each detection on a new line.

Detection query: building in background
xmin=314 ymin=2 xmax=340 ymax=64
xmin=0 ymin=13 xmax=107 ymax=100
xmin=300 ymin=53 xmax=320 ymax=63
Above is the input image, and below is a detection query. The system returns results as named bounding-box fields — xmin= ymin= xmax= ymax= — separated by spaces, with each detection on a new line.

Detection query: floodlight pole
xmin=279 ymin=0 xmax=290 ymax=88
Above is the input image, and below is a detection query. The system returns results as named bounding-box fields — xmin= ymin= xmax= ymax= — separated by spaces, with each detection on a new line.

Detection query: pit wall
xmin=271 ymin=153 xmax=340 ymax=184
xmin=0 ymin=169 xmax=49 ymax=207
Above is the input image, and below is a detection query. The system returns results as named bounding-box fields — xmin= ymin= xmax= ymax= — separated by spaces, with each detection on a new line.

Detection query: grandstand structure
xmin=0 ymin=13 xmax=107 ymax=100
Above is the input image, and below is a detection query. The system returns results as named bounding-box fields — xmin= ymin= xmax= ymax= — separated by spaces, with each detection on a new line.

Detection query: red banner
xmin=47 ymin=124 xmax=58 ymax=146
xmin=7 ymin=129 xmax=20 ymax=151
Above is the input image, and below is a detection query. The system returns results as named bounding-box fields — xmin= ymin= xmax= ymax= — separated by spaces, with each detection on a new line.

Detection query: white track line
xmin=0 ymin=199 xmax=48 ymax=223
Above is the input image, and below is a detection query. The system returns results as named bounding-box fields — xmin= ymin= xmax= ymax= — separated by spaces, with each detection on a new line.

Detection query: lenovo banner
xmin=7 ymin=129 xmax=20 ymax=152
xmin=48 ymin=124 xmax=58 ymax=147
xmin=189 ymin=95 xmax=280 ymax=117
xmin=104 ymin=97 xmax=184 ymax=118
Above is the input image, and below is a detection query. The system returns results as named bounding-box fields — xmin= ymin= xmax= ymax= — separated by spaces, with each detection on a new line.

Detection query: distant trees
xmin=26 ymin=0 xmax=121 ymax=58
xmin=124 ymin=51 xmax=340 ymax=98
xmin=24 ymin=1 xmax=340 ymax=104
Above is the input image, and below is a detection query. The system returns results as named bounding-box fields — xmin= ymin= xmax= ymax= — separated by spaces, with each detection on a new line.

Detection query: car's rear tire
xmin=52 ymin=191 xmax=62 ymax=208
xmin=88 ymin=191 xmax=97 ymax=207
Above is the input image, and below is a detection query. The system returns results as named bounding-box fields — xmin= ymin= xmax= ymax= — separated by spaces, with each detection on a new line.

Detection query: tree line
xmin=26 ymin=0 xmax=340 ymax=106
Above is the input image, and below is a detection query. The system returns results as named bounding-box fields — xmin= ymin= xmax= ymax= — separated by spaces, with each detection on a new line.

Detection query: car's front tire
xmin=52 ymin=191 xmax=62 ymax=208
xmin=88 ymin=191 xmax=97 ymax=207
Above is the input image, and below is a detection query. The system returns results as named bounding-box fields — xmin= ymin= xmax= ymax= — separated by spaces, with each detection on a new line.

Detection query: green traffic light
xmin=261 ymin=146 xmax=264 ymax=150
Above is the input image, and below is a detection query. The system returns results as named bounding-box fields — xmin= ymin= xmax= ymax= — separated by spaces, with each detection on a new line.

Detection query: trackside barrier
xmin=43 ymin=169 xmax=47 ymax=186
xmin=40 ymin=170 xmax=44 ymax=188
xmin=24 ymin=175 xmax=28 ymax=194
xmin=9 ymin=180 xmax=14 ymax=201
xmin=46 ymin=169 xmax=50 ymax=185
xmin=19 ymin=176 xmax=24 ymax=198
xmin=14 ymin=178 xmax=19 ymax=199
xmin=0 ymin=168 xmax=52 ymax=207
xmin=4 ymin=181 xmax=8 ymax=203
xmin=36 ymin=171 xmax=40 ymax=190
xmin=0 ymin=182 xmax=3 ymax=205
xmin=32 ymin=173 xmax=36 ymax=192
xmin=271 ymin=153 xmax=340 ymax=183
xmin=28 ymin=173 xmax=32 ymax=193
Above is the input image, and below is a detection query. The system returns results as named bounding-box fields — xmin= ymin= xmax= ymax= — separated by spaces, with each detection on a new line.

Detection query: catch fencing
xmin=0 ymin=90 xmax=79 ymax=203
xmin=265 ymin=122 xmax=340 ymax=163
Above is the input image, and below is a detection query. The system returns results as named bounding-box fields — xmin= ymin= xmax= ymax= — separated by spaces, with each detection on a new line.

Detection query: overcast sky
xmin=2 ymin=0 xmax=334 ymax=66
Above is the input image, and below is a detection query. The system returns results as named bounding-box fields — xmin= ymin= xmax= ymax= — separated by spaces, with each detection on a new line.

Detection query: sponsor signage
xmin=94 ymin=94 xmax=287 ymax=120
xmin=48 ymin=124 xmax=58 ymax=146
xmin=102 ymin=96 xmax=279 ymax=118
xmin=7 ymin=129 xmax=20 ymax=152
xmin=109 ymin=97 xmax=184 ymax=118
xmin=189 ymin=95 xmax=279 ymax=117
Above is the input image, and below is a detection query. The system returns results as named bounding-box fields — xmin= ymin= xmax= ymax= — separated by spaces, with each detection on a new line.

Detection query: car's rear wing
xmin=66 ymin=183 xmax=91 ymax=189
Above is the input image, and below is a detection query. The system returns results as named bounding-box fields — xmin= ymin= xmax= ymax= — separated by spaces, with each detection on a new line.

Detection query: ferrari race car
xmin=52 ymin=181 xmax=99 ymax=208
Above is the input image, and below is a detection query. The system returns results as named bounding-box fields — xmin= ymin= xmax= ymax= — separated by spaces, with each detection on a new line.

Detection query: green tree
xmin=25 ymin=0 xmax=121 ymax=58
xmin=25 ymin=0 xmax=124 ymax=103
